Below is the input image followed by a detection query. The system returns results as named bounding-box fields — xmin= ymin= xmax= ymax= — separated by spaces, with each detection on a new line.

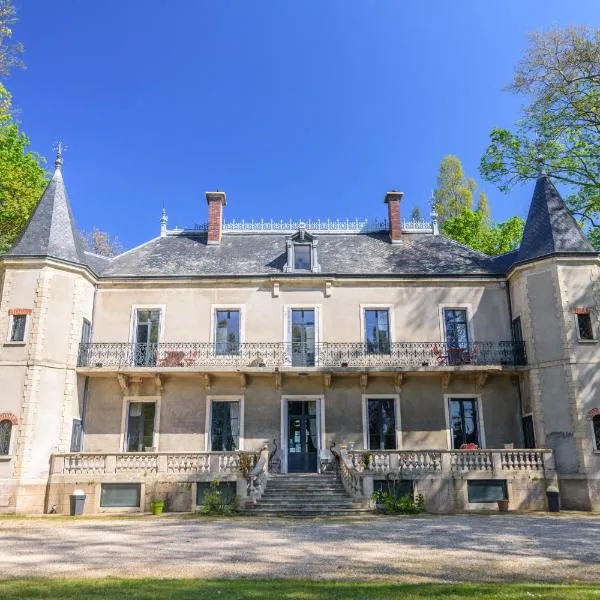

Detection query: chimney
xmin=384 ymin=190 xmax=403 ymax=243
xmin=205 ymin=191 xmax=227 ymax=245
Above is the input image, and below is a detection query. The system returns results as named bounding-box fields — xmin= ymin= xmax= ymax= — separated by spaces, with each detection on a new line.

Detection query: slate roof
xmin=98 ymin=231 xmax=502 ymax=278
xmin=8 ymin=164 xmax=86 ymax=265
xmin=5 ymin=166 xmax=597 ymax=279
xmin=518 ymin=175 xmax=595 ymax=263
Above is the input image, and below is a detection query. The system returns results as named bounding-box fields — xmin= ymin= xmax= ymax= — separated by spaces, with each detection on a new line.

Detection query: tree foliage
xmin=434 ymin=155 xmax=524 ymax=255
xmin=79 ymin=228 xmax=123 ymax=257
xmin=433 ymin=155 xmax=486 ymax=224
xmin=0 ymin=0 xmax=23 ymax=78
xmin=480 ymin=26 xmax=600 ymax=245
xmin=410 ymin=206 xmax=422 ymax=221
xmin=0 ymin=123 xmax=47 ymax=252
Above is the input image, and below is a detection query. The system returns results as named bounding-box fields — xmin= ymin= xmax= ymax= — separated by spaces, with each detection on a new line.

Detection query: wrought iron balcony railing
xmin=77 ymin=341 xmax=526 ymax=369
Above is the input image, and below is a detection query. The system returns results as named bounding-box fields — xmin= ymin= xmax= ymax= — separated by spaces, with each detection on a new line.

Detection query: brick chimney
xmin=205 ymin=191 xmax=227 ymax=245
xmin=384 ymin=190 xmax=403 ymax=243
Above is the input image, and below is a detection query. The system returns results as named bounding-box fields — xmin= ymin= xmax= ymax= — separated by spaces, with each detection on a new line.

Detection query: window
xmin=365 ymin=309 xmax=391 ymax=354
xmin=449 ymin=398 xmax=481 ymax=449
xmin=367 ymin=398 xmax=397 ymax=450
xmin=10 ymin=314 xmax=26 ymax=342
xmin=284 ymin=228 xmax=320 ymax=273
xmin=210 ymin=401 xmax=240 ymax=451
xmin=576 ymin=311 xmax=594 ymax=341
xmin=126 ymin=402 xmax=156 ymax=452
xmin=522 ymin=415 xmax=535 ymax=449
xmin=78 ymin=318 xmax=93 ymax=365
xmin=294 ymin=244 xmax=312 ymax=270
xmin=0 ymin=420 xmax=12 ymax=455
xmin=70 ymin=419 xmax=83 ymax=452
xmin=100 ymin=483 xmax=141 ymax=508
xmin=81 ymin=318 xmax=92 ymax=345
xmin=467 ymin=480 xmax=507 ymax=503
xmin=593 ymin=415 xmax=600 ymax=451
xmin=444 ymin=309 xmax=469 ymax=348
xmin=373 ymin=479 xmax=413 ymax=499
xmin=291 ymin=309 xmax=316 ymax=366
xmin=512 ymin=316 xmax=526 ymax=364
xmin=444 ymin=308 xmax=470 ymax=365
xmin=196 ymin=481 xmax=237 ymax=506
xmin=134 ymin=309 xmax=161 ymax=366
xmin=215 ymin=310 xmax=240 ymax=355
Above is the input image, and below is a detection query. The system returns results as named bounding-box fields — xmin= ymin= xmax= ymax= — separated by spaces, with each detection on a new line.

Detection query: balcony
xmin=77 ymin=341 xmax=526 ymax=371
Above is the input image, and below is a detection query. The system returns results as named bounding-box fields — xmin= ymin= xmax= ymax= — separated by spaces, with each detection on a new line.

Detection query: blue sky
xmin=7 ymin=1 xmax=600 ymax=248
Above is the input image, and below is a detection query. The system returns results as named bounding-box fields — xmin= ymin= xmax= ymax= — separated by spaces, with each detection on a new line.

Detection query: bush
xmin=199 ymin=479 xmax=239 ymax=515
xmin=372 ymin=490 xmax=425 ymax=514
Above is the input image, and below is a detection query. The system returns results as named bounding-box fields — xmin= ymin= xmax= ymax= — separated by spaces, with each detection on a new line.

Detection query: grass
xmin=0 ymin=580 xmax=599 ymax=600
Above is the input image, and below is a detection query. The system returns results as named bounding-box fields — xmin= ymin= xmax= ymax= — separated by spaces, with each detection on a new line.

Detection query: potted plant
xmin=359 ymin=451 xmax=372 ymax=470
xmin=149 ymin=483 xmax=165 ymax=515
xmin=151 ymin=499 xmax=164 ymax=515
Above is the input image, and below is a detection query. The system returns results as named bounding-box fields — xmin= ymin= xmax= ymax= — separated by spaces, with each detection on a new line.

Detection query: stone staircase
xmin=249 ymin=472 xmax=370 ymax=516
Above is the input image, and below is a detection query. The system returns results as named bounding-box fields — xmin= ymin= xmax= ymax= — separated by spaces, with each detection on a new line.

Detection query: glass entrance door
xmin=291 ymin=309 xmax=315 ymax=366
xmin=287 ymin=400 xmax=318 ymax=472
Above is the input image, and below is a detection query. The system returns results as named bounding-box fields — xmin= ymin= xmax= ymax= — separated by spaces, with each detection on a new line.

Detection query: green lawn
xmin=0 ymin=580 xmax=599 ymax=600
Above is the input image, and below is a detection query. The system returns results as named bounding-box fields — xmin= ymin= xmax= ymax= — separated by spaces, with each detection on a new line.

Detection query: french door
xmin=287 ymin=400 xmax=318 ymax=472
xmin=291 ymin=309 xmax=315 ymax=366
xmin=134 ymin=309 xmax=161 ymax=366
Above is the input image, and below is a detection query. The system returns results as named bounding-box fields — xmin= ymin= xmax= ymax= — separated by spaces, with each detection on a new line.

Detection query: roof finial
xmin=52 ymin=140 xmax=66 ymax=170
xmin=160 ymin=204 xmax=168 ymax=237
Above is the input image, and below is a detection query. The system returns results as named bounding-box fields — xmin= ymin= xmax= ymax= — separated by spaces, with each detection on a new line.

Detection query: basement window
xmin=196 ymin=481 xmax=237 ymax=506
xmin=467 ymin=480 xmax=507 ymax=503
xmin=100 ymin=483 xmax=141 ymax=508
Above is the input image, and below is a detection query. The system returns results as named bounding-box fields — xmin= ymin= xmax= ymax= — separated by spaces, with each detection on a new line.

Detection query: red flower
xmin=459 ymin=443 xmax=479 ymax=450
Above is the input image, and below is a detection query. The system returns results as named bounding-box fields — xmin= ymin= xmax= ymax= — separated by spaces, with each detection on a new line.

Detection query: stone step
xmin=249 ymin=508 xmax=372 ymax=517
xmin=261 ymin=493 xmax=350 ymax=500
xmin=256 ymin=501 xmax=359 ymax=509
xmin=252 ymin=472 xmax=367 ymax=517
xmin=264 ymin=486 xmax=344 ymax=492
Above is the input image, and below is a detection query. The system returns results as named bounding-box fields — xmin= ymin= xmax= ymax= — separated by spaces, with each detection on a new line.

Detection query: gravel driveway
xmin=0 ymin=514 xmax=598 ymax=583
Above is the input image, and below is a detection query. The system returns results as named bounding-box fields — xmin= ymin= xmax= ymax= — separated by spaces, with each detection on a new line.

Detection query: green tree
xmin=0 ymin=124 xmax=47 ymax=252
xmin=410 ymin=206 xmax=422 ymax=221
xmin=434 ymin=155 xmax=524 ymax=255
xmin=433 ymin=155 xmax=476 ymax=223
xmin=480 ymin=26 xmax=600 ymax=245
xmin=0 ymin=0 xmax=23 ymax=77
xmin=443 ymin=207 xmax=525 ymax=256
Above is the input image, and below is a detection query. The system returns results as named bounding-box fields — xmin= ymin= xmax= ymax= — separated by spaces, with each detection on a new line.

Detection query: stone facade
xmin=0 ymin=159 xmax=599 ymax=514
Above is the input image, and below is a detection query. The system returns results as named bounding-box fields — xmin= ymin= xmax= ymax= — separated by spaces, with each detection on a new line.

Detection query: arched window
xmin=593 ymin=415 xmax=600 ymax=452
xmin=0 ymin=420 xmax=12 ymax=455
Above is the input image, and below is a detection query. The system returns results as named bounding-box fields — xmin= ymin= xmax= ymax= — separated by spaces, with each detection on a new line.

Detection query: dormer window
xmin=294 ymin=245 xmax=312 ymax=270
xmin=284 ymin=226 xmax=321 ymax=273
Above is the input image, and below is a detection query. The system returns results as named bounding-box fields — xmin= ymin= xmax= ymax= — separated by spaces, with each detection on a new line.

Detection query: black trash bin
xmin=70 ymin=489 xmax=86 ymax=516
xmin=546 ymin=486 xmax=560 ymax=512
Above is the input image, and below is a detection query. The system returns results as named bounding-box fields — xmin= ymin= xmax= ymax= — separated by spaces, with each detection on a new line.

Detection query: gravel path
xmin=0 ymin=514 xmax=598 ymax=583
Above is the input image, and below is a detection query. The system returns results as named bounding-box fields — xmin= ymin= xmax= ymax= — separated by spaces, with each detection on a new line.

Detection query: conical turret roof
xmin=8 ymin=154 xmax=84 ymax=264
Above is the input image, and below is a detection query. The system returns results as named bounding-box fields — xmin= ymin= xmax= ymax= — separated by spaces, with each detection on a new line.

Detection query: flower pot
xmin=151 ymin=500 xmax=164 ymax=515
xmin=497 ymin=500 xmax=509 ymax=512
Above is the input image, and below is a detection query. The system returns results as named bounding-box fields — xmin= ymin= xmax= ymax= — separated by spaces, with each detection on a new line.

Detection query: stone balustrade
xmin=346 ymin=448 xmax=554 ymax=476
xmin=50 ymin=451 xmax=258 ymax=477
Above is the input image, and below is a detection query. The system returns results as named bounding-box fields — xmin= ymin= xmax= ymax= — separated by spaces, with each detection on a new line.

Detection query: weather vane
xmin=53 ymin=140 xmax=67 ymax=168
